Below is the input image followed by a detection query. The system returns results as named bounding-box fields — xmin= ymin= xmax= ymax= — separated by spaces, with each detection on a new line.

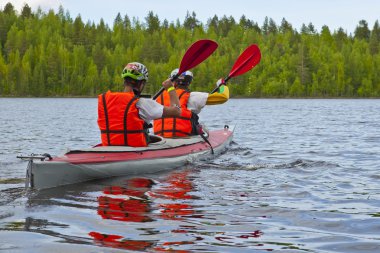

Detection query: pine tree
xmin=369 ymin=20 xmax=380 ymax=54
xmin=354 ymin=20 xmax=370 ymax=41
xmin=21 ymin=4 xmax=32 ymax=18
xmin=145 ymin=11 xmax=160 ymax=33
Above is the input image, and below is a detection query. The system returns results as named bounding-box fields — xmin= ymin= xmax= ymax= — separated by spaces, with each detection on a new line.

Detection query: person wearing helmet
xmin=98 ymin=62 xmax=181 ymax=147
xmin=153 ymin=68 xmax=229 ymax=138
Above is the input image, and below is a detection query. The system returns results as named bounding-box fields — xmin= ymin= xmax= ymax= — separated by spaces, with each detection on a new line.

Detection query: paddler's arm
xmin=206 ymin=78 xmax=230 ymax=105
xmin=162 ymin=78 xmax=181 ymax=117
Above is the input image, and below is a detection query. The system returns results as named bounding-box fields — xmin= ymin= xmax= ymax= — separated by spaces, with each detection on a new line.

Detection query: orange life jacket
xmin=98 ymin=91 xmax=149 ymax=147
xmin=153 ymin=89 xmax=194 ymax=137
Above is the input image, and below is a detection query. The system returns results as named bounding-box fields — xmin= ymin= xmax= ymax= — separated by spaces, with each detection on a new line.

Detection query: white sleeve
xmin=136 ymin=98 xmax=164 ymax=122
xmin=187 ymin=92 xmax=208 ymax=114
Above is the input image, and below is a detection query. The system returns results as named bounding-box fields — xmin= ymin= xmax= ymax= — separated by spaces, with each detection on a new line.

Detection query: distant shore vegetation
xmin=0 ymin=2 xmax=380 ymax=97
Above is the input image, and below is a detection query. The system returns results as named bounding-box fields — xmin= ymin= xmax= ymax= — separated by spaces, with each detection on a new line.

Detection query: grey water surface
xmin=0 ymin=98 xmax=379 ymax=252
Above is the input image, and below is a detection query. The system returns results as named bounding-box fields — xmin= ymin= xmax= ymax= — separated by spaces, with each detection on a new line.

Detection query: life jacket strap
xmin=102 ymin=93 xmax=111 ymax=146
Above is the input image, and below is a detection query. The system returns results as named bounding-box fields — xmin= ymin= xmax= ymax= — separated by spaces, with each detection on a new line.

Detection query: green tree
xmin=279 ymin=18 xmax=293 ymax=34
xmin=99 ymin=66 xmax=111 ymax=91
xmin=239 ymin=15 xmax=255 ymax=30
xmin=289 ymin=77 xmax=304 ymax=97
xmin=369 ymin=20 xmax=380 ymax=54
xmin=45 ymin=42 xmax=60 ymax=93
xmin=320 ymin=25 xmax=334 ymax=45
xmin=72 ymin=15 xmax=85 ymax=45
xmin=183 ymin=11 xmax=200 ymax=31
xmin=297 ymin=43 xmax=311 ymax=95
xmin=145 ymin=11 xmax=160 ymax=33
xmin=262 ymin=16 xmax=269 ymax=35
xmin=0 ymin=44 xmax=9 ymax=94
xmin=268 ymin=18 xmax=278 ymax=35
xmin=357 ymin=78 xmax=373 ymax=97
xmin=21 ymin=4 xmax=32 ymax=18
xmin=3 ymin=2 xmax=16 ymax=15
xmin=334 ymin=27 xmax=348 ymax=50
xmin=354 ymin=20 xmax=370 ymax=41
xmin=83 ymin=60 xmax=99 ymax=95
xmin=7 ymin=50 xmax=21 ymax=95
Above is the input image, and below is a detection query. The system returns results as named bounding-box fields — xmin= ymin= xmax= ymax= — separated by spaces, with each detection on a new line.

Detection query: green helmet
xmin=121 ymin=62 xmax=149 ymax=81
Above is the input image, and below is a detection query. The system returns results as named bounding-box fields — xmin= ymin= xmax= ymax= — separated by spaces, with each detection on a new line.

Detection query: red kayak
xmin=18 ymin=125 xmax=234 ymax=189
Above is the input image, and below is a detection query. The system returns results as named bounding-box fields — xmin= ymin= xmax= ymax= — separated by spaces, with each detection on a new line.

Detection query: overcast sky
xmin=1 ymin=0 xmax=379 ymax=34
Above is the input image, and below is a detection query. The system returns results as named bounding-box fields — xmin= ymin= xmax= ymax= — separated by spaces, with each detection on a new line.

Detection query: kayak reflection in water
xmin=89 ymin=170 xmax=198 ymax=251
xmin=88 ymin=231 xmax=154 ymax=251
xmin=89 ymin=178 xmax=155 ymax=251
xmin=148 ymin=170 xmax=198 ymax=220
xmin=97 ymin=177 xmax=155 ymax=222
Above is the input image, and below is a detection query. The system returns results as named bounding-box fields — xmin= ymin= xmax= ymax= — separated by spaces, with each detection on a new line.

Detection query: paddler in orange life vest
xmin=97 ymin=62 xmax=181 ymax=147
xmin=153 ymin=69 xmax=229 ymax=138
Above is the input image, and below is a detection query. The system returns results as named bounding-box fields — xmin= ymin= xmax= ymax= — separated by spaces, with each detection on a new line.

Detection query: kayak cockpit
xmin=66 ymin=135 xmax=204 ymax=153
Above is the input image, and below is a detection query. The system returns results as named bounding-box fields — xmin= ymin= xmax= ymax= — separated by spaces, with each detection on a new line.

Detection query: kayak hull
xmin=27 ymin=126 xmax=234 ymax=189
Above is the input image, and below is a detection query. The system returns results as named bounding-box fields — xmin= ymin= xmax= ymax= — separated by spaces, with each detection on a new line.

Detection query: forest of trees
xmin=1 ymin=2 xmax=380 ymax=97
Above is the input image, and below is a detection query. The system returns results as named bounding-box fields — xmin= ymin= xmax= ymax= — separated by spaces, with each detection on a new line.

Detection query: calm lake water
xmin=0 ymin=98 xmax=380 ymax=252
